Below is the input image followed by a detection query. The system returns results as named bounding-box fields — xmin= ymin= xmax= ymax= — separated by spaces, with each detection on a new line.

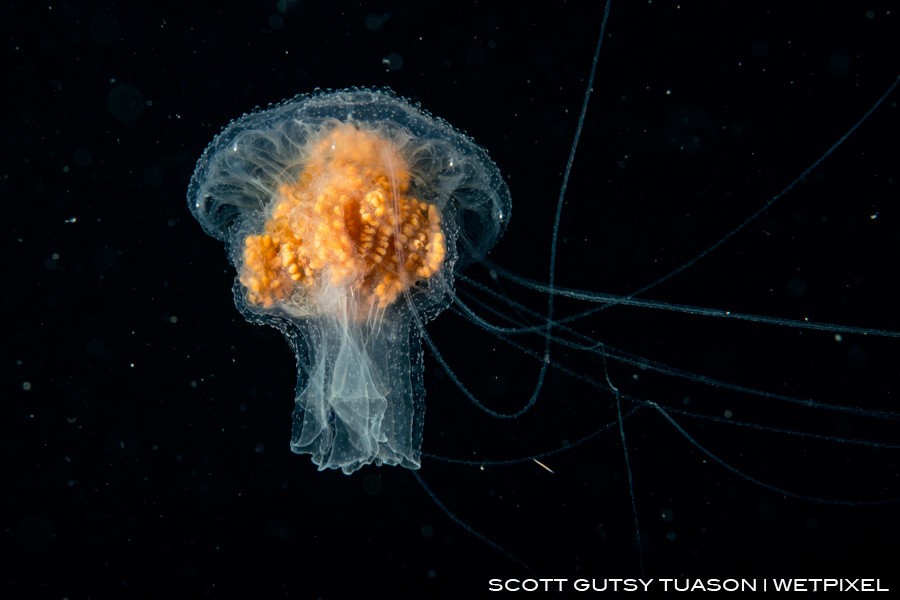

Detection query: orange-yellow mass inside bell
xmin=239 ymin=123 xmax=446 ymax=313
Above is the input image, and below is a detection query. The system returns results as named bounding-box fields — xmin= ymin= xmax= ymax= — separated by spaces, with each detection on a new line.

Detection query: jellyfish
xmin=186 ymin=3 xmax=898 ymax=582
xmin=188 ymin=89 xmax=511 ymax=474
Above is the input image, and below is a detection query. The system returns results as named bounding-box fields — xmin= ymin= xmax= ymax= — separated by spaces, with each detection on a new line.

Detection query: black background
xmin=6 ymin=1 xmax=899 ymax=597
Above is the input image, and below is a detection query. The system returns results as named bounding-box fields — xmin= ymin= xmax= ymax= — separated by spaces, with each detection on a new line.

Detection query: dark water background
xmin=6 ymin=1 xmax=898 ymax=597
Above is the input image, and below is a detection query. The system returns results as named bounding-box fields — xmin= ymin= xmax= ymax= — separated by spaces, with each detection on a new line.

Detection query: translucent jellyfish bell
xmin=188 ymin=89 xmax=511 ymax=474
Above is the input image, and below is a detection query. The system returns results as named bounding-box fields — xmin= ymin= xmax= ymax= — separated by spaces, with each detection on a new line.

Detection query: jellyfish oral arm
xmin=290 ymin=309 xmax=423 ymax=475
